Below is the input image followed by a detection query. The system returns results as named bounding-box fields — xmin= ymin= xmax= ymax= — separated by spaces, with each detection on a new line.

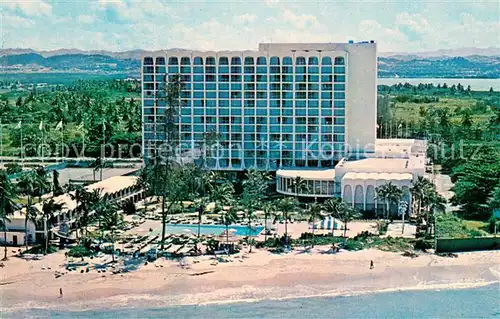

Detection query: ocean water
xmin=378 ymin=77 xmax=499 ymax=91
xmin=10 ymin=284 xmax=500 ymax=318
xmin=165 ymin=224 xmax=264 ymax=236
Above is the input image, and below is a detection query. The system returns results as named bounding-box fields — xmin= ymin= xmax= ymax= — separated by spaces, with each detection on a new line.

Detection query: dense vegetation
xmin=0 ymin=79 xmax=141 ymax=158
xmin=378 ymin=83 xmax=500 ymax=221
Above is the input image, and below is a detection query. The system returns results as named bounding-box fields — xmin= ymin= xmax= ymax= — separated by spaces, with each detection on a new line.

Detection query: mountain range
xmin=1 ymin=47 xmax=499 ymax=79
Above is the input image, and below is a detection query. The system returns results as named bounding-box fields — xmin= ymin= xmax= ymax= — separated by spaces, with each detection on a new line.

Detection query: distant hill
xmin=1 ymin=48 xmax=499 ymax=79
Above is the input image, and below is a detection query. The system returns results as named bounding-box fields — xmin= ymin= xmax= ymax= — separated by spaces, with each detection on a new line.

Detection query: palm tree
xmin=18 ymin=171 xmax=38 ymax=250
xmin=244 ymin=207 xmax=257 ymax=253
xmin=333 ymin=203 xmax=361 ymax=243
xmin=422 ymin=186 xmax=446 ymax=236
xmin=195 ymin=197 xmax=209 ymax=238
xmin=376 ymin=182 xmax=403 ymax=220
xmin=219 ymin=207 xmax=238 ymax=255
xmin=52 ymin=170 xmax=63 ymax=196
xmin=210 ymin=181 xmax=234 ymax=206
xmin=291 ymin=176 xmax=309 ymax=199
xmin=261 ymin=201 xmax=275 ymax=242
xmin=100 ymin=202 xmax=124 ymax=262
xmin=411 ymin=176 xmax=432 ymax=219
xmin=41 ymin=199 xmax=64 ymax=255
xmin=306 ymin=202 xmax=323 ymax=248
xmin=0 ymin=171 xmax=17 ymax=260
xmin=277 ymin=197 xmax=297 ymax=248
xmin=324 ymin=197 xmax=342 ymax=237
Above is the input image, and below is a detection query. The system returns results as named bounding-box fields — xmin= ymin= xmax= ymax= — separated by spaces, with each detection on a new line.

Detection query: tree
xmin=18 ymin=168 xmax=49 ymax=250
xmin=17 ymin=171 xmax=38 ymax=250
xmin=276 ymin=197 xmax=298 ymax=248
xmin=424 ymin=188 xmax=446 ymax=236
xmin=261 ymin=201 xmax=275 ymax=242
xmin=306 ymin=202 xmax=323 ymax=248
xmin=324 ymin=197 xmax=342 ymax=237
xmin=291 ymin=176 xmax=309 ymax=199
xmin=411 ymin=176 xmax=433 ymax=220
xmin=0 ymin=171 xmax=17 ymax=260
xmin=100 ymin=202 xmax=124 ymax=262
xmin=376 ymin=182 xmax=403 ymax=220
xmin=488 ymin=187 xmax=500 ymax=212
xmin=332 ymin=203 xmax=361 ymax=242
xmin=52 ymin=170 xmax=63 ymax=196
xmin=41 ymin=199 xmax=64 ymax=254
xmin=451 ymin=154 xmax=500 ymax=220
xmin=219 ymin=207 xmax=238 ymax=255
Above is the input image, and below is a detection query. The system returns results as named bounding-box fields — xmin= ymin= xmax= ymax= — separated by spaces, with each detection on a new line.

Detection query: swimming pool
xmin=165 ymin=224 xmax=264 ymax=236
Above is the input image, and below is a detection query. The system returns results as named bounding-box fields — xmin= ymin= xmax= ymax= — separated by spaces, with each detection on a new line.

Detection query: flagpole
xmin=0 ymin=118 xmax=3 ymax=167
xmin=20 ymin=120 xmax=24 ymax=168
xmin=101 ymin=119 xmax=105 ymax=181
xmin=42 ymin=124 xmax=44 ymax=166
xmin=60 ymin=122 xmax=64 ymax=163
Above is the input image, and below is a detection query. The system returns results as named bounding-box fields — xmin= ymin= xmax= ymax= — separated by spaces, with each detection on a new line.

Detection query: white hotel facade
xmin=141 ymin=41 xmax=425 ymax=213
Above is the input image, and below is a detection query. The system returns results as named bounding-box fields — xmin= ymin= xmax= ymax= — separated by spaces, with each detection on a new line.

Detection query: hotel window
xmin=244 ymin=57 xmax=254 ymax=65
xmin=321 ymin=56 xmax=332 ymax=65
xmin=334 ymin=66 xmax=345 ymax=74
xmin=144 ymin=57 xmax=154 ymax=65
xmin=193 ymin=57 xmax=203 ymax=65
xmin=257 ymin=56 xmax=267 ymax=65
xmin=206 ymin=57 xmax=216 ymax=65
xmin=219 ymin=57 xmax=229 ymax=65
xmin=308 ymin=56 xmax=319 ymax=65
xmin=296 ymin=57 xmax=306 ymax=65
xmin=168 ymin=57 xmax=178 ymax=65
xmin=155 ymin=57 xmax=165 ymax=65
xmin=334 ymin=57 xmax=345 ymax=65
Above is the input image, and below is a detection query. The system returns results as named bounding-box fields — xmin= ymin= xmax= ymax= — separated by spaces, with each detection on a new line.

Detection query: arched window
xmin=321 ymin=57 xmax=332 ymax=65
xmin=308 ymin=57 xmax=319 ymax=65
xmin=283 ymin=57 xmax=292 ymax=65
xmin=231 ymin=57 xmax=241 ymax=65
xmin=270 ymin=56 xmax=280 ymax=65
xmin=193 ymin=57 xmax=203 ymax=65
xmin=144 ymin=57 xmax=154 ymax=65
xmin=168 ymin=57 xmax=178 ymax=65
xmin=155 ymin=57 xmax=165 ymax=65
xmin=206 ymin=57 xmax=216 ymax=65
xmin=257 ymin=56 xmax=267 ymax=65
xmin=181 ymin=57 xmax=190 ymax=65
xmin=296 ymin=57 xmax=306 ymax=65
xmin=334 ymin=57 xmax=345 ymax=65
xmin=219 ymin=57 xmax=229 ymax=65
xmin=244 ymin=57 xmax=254 ymax=65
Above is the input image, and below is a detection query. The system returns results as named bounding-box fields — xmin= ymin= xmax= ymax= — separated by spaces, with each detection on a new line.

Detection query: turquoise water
xmin=9 ymin=284 xmax=500 ymax=318
xmin=165 ymin=224 xmax=264 ymax=236
xmin=378 ymin=77 xmax=499 ymax=91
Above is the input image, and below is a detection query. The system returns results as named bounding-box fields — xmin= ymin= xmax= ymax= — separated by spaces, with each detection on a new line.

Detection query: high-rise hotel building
xmin=141 ymin=42 xmax=377 ymax=170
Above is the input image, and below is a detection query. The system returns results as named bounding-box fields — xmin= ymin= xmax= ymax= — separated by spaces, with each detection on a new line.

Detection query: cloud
xmin=264 ymin=0 xmax=280 ymax=7
xmin=78 ymin=15 xmax=95 ymax=24
xmin=396 ymin=12 xmax=433 ymax=41
xmin=1 ymin=0 xmax=52 ymax=16
xmin=96 ymin=0 xmax=170 ymax=22
xmin=1 ymin=13 xmax=34 ymax=28
xmin=358 ymin=20 xmax=408 ymax=51
xmin=234 ymin=13 xmax=257 ymax=24
xmin=282 ymin=9 xmax=320 ymax=30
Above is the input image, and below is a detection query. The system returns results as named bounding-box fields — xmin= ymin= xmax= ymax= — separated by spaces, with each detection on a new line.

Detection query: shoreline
xmin=2 ymin=279 xmax=497 ymax=314
xmin=1 ymin=248 xmax=499 ymax=313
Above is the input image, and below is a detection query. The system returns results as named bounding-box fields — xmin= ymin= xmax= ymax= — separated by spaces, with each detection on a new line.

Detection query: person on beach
xmin=59 ymin=288 xmax=63 ymax=298
xmin=370 ymin=260 xmax=374 ymax=269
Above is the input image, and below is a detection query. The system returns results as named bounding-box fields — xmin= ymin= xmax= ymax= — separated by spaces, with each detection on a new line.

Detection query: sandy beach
xmin=1 ymin=247 xmax=499 ymax=313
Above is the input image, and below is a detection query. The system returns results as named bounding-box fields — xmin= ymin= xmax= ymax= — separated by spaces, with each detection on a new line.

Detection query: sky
xmin=1 ymin=0 xmax=499 ymax=53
